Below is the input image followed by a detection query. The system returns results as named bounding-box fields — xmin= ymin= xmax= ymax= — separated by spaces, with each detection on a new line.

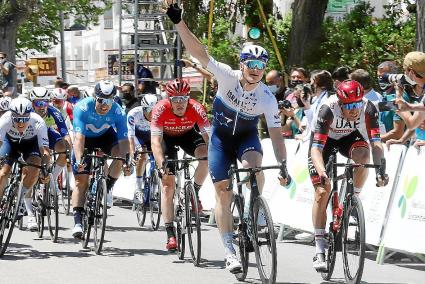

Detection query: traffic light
xmin=248 ymin=26 xmax=262 ymax=40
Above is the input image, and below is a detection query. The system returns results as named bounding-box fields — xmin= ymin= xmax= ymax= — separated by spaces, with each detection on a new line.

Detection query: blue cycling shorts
xmin=208 ymin=127 xmax=262 ymax=183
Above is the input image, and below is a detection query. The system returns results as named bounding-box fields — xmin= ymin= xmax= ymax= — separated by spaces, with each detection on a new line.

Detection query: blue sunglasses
xmin=244 ymin=60 xmax=267 ymax=70
xmin=342 ymin=101 xmax=363 ymax=110
xmin=33 ymin=100 xmax=49 ymax=108
xmin=96 ymin=97 xmax=114 ymax=106
xmin=12 ymin=115 xmax=30 ymax=123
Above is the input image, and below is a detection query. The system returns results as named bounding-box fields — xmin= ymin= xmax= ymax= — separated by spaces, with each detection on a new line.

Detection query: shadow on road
xmin=105 ymin=225 xmax=162 ymax=233
xmin=1 ymin=243 xmax=93 ymax=261
xmin=101 ymin=246 xmax=170 ymax=257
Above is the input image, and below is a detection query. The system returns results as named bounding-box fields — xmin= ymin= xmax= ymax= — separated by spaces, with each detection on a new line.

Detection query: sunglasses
xmin=33 ymin=100 xmax=49 ymax=107
xmin=170 ymin=96 xmax=189 ymax=103
xmin=12 ymin=115 xmax=30 ymax=124
xmin=52 ymin=99 xmax=65 ymax=104
xmin=244 ymin=60 xmax=267 ymax=70
xmin=342 ymin=101 xmax=363 ymax=110
xmin=96 ymin=97 xmax=114 ymax=106
xmin=406 ymin=68 xmax=424 ymax=79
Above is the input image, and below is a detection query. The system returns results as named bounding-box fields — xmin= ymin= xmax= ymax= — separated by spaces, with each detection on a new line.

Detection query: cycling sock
xmin=165 ymin=222 xmax=175 ymax=239
xmin=221 ymin=232 xmax=236 ymax=256
xmin=106 ymin=176 xmax=118 ymax=193
xmin=52 ymin=165 xmax=65 ymax=181
xmin=314 ymin=228 xmax=326 ymax=254
xmin=354 ymin=187 xmax=361 ymax=195
xmin=73 ymin=207 xmax=84 ymax=225
xmin=136 ymin=176 xmax=143 ymax=189
xmin=24 ymin=197 xmax=34 ymax=217
xmin=193 ymin=182 xmax=202 ymax=196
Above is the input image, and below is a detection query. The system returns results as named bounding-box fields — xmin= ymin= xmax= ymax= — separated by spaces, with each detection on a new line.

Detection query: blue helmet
xmin=94 ymin=80 xmax=117 ymax=98
xmin=240 ymin=44 xmax=269 ymax=63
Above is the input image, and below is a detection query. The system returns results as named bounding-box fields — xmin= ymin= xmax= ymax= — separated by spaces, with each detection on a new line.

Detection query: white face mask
xmin=268 ymin=84 xmax=278 ymax=94
xmin=405 ymin=72 xmax=418 ymax=85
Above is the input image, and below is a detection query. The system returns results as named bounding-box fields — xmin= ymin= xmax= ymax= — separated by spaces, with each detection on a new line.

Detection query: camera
xmin=294 ymin=83 xmax=312 ymax=101
xmin=175 ymin=59 xmax=186 ymax=67
xmin=380 ymin=73 xmax=416 ymax=88
xmin=278 ymin=99 xmax=292 ymax=109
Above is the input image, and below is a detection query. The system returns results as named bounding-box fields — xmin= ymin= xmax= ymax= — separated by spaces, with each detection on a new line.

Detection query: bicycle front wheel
xmin=150 ymin=172 xmax=161 ymax=231
xmin=232 ymin=194 xmax=249 ymax=281
xmin=186 ymin=183 xmax=201 ymax=266
xmin=94 ymin=178 xmax=107 ymax=254
xmin=175 ymin=190 xmax=185 ymax=259
xmin=59 ymin=169 xmax=71 ymax=215
xmin=34 ymin=186 xmax=45 ymax=238
xmin=253 ymin=196 xmax=277 ymax=284
xmin=321 ymin=224 xmax=338 ymax=280
xmin=0 ymin=184 xmax=20 ymax=257
xmin=46 ymin=177 xmax=59 ymax=243
xmin=135 ymin=202 xmax=147 ymax=227
xmin=342 ymin=194 xmax=366 ymax=284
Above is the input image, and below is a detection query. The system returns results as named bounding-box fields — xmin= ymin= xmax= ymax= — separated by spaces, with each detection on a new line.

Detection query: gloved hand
xmin=166 ymin=3 xmax=182 ymax=24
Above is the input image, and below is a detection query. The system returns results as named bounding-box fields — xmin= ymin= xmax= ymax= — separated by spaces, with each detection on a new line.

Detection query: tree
xmin=0 ymin=0 xmax=109 ymax=65
xmin=417 ymin=0 xmax=425 ymax=51
xmin=287 ymin=0 xmax=329 ymax=67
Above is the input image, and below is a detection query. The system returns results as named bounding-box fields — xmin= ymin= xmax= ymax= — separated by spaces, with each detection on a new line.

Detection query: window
xmin=104 ymin=8 xmax=113 ymax=29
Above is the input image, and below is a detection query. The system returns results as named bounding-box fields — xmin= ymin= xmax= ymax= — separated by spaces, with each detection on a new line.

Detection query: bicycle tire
xmin=59 ymin=169 xmax=71 ymax=215
xmin=0 ymin=183 xmax=20 ymax=256
xmin=253 ymin=196 xmax=277 ymax=284
xmin=186 ymin=183 xmax=201 ymax=266
xmin=82 ymin=211 xmax=91 ymax=249
xmin=342 ymin=194 xmax=366 ymax=284
xmin=232 ymin=194 xmax=249 ymax=281
xmin=176 ymin=189 xmax=185 ymax=259
xmin=150 ymin=172 xmax=161 ymax=231
xmin=321 ymin=223 xmax=338 ymax=280
xmin=34 ymin=185 xmax=45 ymax=238
xmin=94 ymin=178 xmax=107 ymax=254
xmin=46 ymin=177 xmax=59 ymax=243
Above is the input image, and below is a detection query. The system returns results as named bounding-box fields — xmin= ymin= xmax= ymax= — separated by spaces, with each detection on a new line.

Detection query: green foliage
xmin=309 ymin=1 xmax=416 ymax=78
xmin=16 ymin=0 xmax=111 ymax=54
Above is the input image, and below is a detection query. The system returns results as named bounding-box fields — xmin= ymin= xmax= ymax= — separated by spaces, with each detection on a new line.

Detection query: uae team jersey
xmin=311 ymin=95 xmax=381 ymax=148
xmin=150 ymin=99 xmax=210 ymax=137
xmin=73 ymin=97 xmax=128 ymax=140
xmin=206 ymin=56 xmax=281 ymax=135
xmin=0 ymin=111 xmax=49 ymax=147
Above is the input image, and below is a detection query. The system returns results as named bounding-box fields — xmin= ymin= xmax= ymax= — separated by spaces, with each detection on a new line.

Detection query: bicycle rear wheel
xmin=34 ymin=185 xmax=45 ymax=238
xmin=136 ymin=203 xmax=147 ymax=227
xmin=253 ymin=196 xmax=277 ymax=284
xmin=46 ymin=177 xmax=59 ymax=243
xmin=0 ymin=183 xmax=20 ymax=256
xmin=342 ymin=195 xmax=365 ymax=284
xmin=321 ymin=224 xmax=338 ymax=280
xmin=94 ymin=178 xmax=107 ymax=254
xmin=186 ymin=183 xmax=201 ymax=266
xmin=150 ymin=172 xmax=161 ymax=231
xmin=232 ymin=194 xmax=249 ymax=281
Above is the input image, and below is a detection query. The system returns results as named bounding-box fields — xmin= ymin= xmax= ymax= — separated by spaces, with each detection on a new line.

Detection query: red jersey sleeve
xmin=190 ymin=100 xmax=211 ymax=134
xmin=150 ymin=100 xmax=168 ymax=136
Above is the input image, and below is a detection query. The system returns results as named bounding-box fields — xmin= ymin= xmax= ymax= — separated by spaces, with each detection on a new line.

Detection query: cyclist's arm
xmin=151 ymin=134 xmax=165 ymax=170
xmin=73 ymin=132 xmax=85 ymax=165
xmin=175 ymin=21 xmax=209 ymax=67
xmin=269 ymin=127 xmax=287 ymax=161
xmin=265 ymin=95 xmax=287 ymax=161
xmin=365 ymin=101 xmax=385 ymax=166
xmin=115 ymin=110 xmax=130 ymax=158
xmin=311 ymin=104 xmax=333 ymax=176
xmin=36 ymin=119 xmax=51 ymax=167
xmin=193 ymin=101 xmax=210 ymax=146
xmin=50 ymin=106 xmax=69 ymax=137
xmin=150 ymin=104 xmax=166 ymax=169
xmin=129 ymin=137 xmax=136 ymax=158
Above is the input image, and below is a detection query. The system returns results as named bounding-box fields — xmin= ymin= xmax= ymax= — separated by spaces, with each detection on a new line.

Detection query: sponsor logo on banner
xmin=398 ymin=175 xmax=419 ymax=218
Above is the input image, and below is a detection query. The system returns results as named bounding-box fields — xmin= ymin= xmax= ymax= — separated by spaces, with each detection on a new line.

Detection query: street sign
xmin=35 ymin=57 xmax=57 ymax=76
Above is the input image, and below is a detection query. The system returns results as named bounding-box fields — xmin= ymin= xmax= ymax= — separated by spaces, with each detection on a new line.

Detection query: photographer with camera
xmin=350 ymin=69 xmax=382 ymax=105
xmin=0 ymin=52 xmax=15 ymax=97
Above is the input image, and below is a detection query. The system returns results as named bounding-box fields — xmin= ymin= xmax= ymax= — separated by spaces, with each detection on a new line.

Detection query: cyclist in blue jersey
xmin=71 ymin=80 xmax=130 ymax=239
xmin=29 ymin=87 xmax=70 ymax=188
xmin=166 ymin=2 xmax=290 ymax=273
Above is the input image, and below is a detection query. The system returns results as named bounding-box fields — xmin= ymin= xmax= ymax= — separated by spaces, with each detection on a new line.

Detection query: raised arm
xmin=166 ymin=3 xmax=210 ymax=67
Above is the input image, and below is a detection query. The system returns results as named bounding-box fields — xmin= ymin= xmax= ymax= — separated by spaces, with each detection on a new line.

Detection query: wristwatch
xmin=192 ymin=63 xmax=198 ymax=69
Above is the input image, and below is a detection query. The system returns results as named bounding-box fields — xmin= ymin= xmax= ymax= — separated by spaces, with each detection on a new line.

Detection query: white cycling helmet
xmin=239 ymin=44 xmax=269 ymax=63
xmin=29 ymin=87 xmax=50 ymax=101
xmin=0 ymin=96 xmax=12 ymax=112
xmin=9 ymin=97 xmax=33 ymax=115
xmin=140 ymin=93 xmax=158 ymax=110
xmin=51 ymin=88 xmax=67 ymax=100
xmin=94 ymin=80 xmax=117 ymax=97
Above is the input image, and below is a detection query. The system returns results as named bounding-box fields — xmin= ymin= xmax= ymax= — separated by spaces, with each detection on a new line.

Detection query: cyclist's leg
xmin=308 ymin=135 xmax=334 ymax=271
xmin=237 ymin=132 xmax=264 ymax=191
xmin=49 ymin=128 xmax=67 ymax=180
xmin=0 ymin=137 xmax=12 ymax=198
xmin=135 ymin=129 xmax=151 ymax=190
xmin=340 ymin=130 xmax=370 ymax=195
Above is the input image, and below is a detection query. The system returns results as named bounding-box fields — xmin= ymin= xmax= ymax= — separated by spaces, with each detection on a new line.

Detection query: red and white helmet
xmin=165 ymin=78 xmax=190 ymax=97
xmin=51 ymin=88 xmax=67 ymax=100
xmin=336 ymin=80 xmax=364 ymax=104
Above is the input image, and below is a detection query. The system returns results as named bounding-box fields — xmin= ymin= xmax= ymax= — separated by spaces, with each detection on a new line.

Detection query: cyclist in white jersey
xmin=166 ymin=2 xmax=290 ymax=273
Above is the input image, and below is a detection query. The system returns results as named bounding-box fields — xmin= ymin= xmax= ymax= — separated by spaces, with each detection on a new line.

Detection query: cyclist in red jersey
xmin=151 ymin=78 xmax=210 ymax=251
xmin=308 ymin=80 xmax=389 ymax=271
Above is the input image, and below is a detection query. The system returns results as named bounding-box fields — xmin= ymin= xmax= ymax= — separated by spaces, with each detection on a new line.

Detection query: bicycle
xmin=321 ymin=155 xmax=384 ymax=284
xmin=166 ymin=155 xmax=207 ymax=267
xmin=81 ymin=149 xmax=128 ymax=254
xmin=32 ymin=166 xmax=58 ymax=243
xmin=229 ymin=161 xmax=289 ymax=284
xmin=52 ymin=150 xmax=71 ymax=215
xmin=0 ymin=156 xmax=48 ymax=256
xmin=133 ymin=150 xmax=162 ymax=231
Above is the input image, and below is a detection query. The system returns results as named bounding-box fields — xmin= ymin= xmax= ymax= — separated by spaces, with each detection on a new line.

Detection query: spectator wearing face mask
xmin=119 ymin=83 xmax=140 ymax=113
xmin=265 ymin=70 xmax=286 ymax=101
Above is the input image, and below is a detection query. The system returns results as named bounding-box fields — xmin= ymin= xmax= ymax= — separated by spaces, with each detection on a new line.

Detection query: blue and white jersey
xmin=73 ymin=97 xmax=128 ymax=140
xmin=127 ymin=106 xmax=150 ymax=137
xmin=206 ymin=57 xmax=281 ymax=135
xmin=43 ymin=105 xmax=69 ymax=137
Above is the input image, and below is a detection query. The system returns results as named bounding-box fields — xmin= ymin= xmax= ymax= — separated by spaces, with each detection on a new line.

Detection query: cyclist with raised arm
xmin=127 ymin=93 xmax=158 ymax=202
xmin=165 ymin=2 xmax=289 ymax=273
xmin=308 ymin=80 xmax=389 ymax=272
xmin=71 ymin=80 xmax=129 ymax=239
xmin=29 ymin=87 xmax=70 ymax=190
xmin=151 ymin=78 xmax=210 ymax=251
xmin=0 ymin=98 xmax=50 ymax=231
